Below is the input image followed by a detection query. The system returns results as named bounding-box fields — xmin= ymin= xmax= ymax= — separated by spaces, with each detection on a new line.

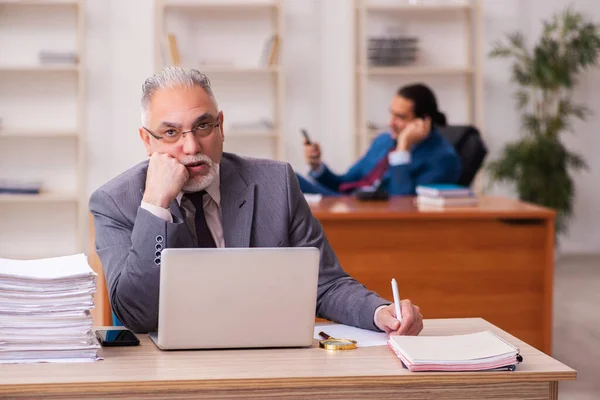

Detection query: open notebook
xmin=388 ymin=330 xmax=523 ymax=372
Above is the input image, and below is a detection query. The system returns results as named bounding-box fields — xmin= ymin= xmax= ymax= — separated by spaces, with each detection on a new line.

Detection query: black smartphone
xmin=95 ymin=329 xmax=140 ymax=347
xmin=301 ymin=128 xmax=312 ymax=144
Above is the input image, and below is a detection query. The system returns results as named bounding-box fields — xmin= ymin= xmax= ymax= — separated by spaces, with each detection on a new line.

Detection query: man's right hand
xmin=142 ymin=153 xmax=189 ymax=209
xmin=304 ymin=142 xmax=322 ymax=171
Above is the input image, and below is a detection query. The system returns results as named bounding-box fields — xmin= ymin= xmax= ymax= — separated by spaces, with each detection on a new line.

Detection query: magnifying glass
xmin=318 ymin=331 xmax=357 ymax=350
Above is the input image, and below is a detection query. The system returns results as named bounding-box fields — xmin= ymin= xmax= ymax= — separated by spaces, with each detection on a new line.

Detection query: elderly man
xmin=89 ymin=67 xmax=423 ymax=335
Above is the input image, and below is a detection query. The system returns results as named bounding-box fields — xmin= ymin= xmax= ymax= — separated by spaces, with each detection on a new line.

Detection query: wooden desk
xmin=0 ymin=319 xmax=574 ymax=399
xmin=309 ymin=196 xmax=556 ymax=354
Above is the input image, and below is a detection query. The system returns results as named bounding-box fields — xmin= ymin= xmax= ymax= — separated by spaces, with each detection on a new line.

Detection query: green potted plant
xmin=488 ymin=7 xmax=600 ymax=234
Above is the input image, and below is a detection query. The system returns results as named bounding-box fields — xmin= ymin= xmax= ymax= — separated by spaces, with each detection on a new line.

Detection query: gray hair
xmin=140 ymin=67 xmax=217 ymax=126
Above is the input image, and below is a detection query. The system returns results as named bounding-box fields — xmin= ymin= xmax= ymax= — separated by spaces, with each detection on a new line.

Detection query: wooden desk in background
xmin=0 ymin=319 xmax=575 ymax=399
xmin=309 ymin=196 xmax=556 ymax=354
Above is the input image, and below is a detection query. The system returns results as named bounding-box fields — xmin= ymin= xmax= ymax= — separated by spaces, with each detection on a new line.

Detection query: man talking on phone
xmin=298 ymin=83 xmax=461 ymax=196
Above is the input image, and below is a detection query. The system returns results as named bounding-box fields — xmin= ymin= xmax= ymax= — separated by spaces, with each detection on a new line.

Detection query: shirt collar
xmin=176 ymin=163 xmax=221 ymax=207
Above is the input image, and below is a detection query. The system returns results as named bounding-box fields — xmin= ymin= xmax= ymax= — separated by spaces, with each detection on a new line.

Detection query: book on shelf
xmin=0 ymin=180 xmax=42 ymax=195
xmin=387 ymin=330 xmax=523 ymax=372
xmin=38 ymin=51 xmax=78 ymax=65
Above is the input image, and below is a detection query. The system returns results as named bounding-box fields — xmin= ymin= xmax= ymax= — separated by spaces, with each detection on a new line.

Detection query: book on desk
xmin=416 ymin=184 xmax=478 ymax=208
xmin=387 ymin=330 xmax=522 ymax=372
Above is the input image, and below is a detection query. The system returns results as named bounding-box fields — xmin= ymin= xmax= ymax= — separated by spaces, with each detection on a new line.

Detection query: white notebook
xmin=388 ymin=330 xmax=522 ymax=372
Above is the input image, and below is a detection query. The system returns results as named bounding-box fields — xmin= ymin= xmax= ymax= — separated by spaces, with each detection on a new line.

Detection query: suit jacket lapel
xmin=169 ymin=199 xmax=186 ymax=223
xmin=220 ymin=157 xmax=255 ymax=248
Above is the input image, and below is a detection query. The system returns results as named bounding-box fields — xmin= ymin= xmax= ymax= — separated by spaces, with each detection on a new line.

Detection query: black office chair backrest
xmin=437 ymin=125 xmax=488 ymax=187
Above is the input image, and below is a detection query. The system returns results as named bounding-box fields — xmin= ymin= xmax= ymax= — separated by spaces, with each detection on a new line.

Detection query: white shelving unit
xmin=354 ymin=0 xmax=484 ymax=157
xmin=0 ymin=0 xmax=85 ymax=259
xmin=0 ymin=192 xmax=79 ymax=204
xmin=154 ymin=0 xmax=285 ymax=161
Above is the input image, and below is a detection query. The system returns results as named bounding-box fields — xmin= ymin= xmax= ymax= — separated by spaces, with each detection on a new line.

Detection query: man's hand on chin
xmin=143 ymin=153 xmax=189 ymax=209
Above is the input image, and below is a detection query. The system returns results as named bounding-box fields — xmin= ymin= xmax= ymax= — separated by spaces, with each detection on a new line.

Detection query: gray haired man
xmin=89 ymin=67 xmax=423 ymax=334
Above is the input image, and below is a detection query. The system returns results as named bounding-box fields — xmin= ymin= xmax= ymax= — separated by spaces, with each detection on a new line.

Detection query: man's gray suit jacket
xmin=89 ymin=152 xmax=389 ymax=333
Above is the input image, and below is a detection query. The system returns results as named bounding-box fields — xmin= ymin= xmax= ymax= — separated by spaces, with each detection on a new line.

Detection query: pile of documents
xmin=388 ymin=330 xmax=522 ymax=372
xmin=0 ymin=254 xmax=101 ymax=363
xmin=415 ymin=184 xmax=478 ymax=208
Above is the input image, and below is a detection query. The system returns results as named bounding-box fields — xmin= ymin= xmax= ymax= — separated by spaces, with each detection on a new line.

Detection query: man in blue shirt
xmin=298 ymin=83 xmax=461 ymax=196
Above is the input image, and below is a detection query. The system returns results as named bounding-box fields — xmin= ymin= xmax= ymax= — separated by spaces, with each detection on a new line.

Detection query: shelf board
xmin=196 ymin=65 xmax=280 ymax=74
xmin=0 ymin=192 xmax=79 ymax=204
xmin=226 ymin=130 xmax=278 ymax=138
xmin=360 ymin=66 xmax=473 ymax=76
xmin=0 ymin=65 xmax=79 ymax=73
xmin=163 ymin=1 xmax=279 ymax=11
xmin=0 ymin=252 xmax=79 ymax=260
xmin=364 ymin=128 xmax=386 ymax=136
xmin=0 ymin=130 xmax=79 ymax=139
xmin=363 ymin=2 xmax=472 ymax=12
xmin=0 ymin=0 xmax=80 ymax=5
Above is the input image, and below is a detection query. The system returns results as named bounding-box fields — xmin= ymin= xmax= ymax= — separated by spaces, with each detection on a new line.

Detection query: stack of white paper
xmin=0 ymin=254 xmax=101 ymax=363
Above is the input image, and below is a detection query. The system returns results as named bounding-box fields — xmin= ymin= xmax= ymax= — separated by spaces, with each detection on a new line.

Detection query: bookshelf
xmin=0 ymin=65 xmax=80 ymax=73
xmin=354 ymin=0 xmax=484 ymax=157
xmin=154 ymin=0 xmax=285 ymax=161
xmin=0 ymin=0 xmax=85 ymax=259
xmin=0 ymin=192 xmax=79 ymax=204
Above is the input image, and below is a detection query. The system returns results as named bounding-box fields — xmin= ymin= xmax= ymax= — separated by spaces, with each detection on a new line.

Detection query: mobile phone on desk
xmin=95 ymin=329 xmax=140 ymax=347
xmin=301 ymin=128 xmax=312 ymax=145
xmin=355 ymin=184 xmax=389 ymax=201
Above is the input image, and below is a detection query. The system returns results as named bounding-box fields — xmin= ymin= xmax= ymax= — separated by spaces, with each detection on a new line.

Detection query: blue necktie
xmin=184 ymin=191 xmax=217 ymax=248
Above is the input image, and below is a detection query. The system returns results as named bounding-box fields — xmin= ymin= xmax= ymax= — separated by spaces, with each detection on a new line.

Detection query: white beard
xmin=181 ymin=154 xmax=218 ymax=192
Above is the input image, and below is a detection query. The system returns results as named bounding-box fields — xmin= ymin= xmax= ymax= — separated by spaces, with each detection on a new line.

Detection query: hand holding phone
xmin=301 ymin=129 xmax=322 ymax=171
xmin=95 ymin=329 xmax=140 ymax=347
xmin=301 ymin=129 xmax=312 ymax=145
xmin=397 ymin=117 xmax=431 ymax=151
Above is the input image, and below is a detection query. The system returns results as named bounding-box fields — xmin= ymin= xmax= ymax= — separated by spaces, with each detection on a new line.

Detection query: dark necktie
xmin=184 ymin=191 xmax=217 ymax=248
xmin=338 ymin=151 xmax=391 ymax=193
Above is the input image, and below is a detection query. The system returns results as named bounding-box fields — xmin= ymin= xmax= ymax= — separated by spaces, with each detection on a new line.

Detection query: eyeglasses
xmin=143 ymin=120 xmax=222 ymax=144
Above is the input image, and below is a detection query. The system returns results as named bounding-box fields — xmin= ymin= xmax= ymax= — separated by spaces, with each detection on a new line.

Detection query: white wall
xmin=482 ymin=0 xmax=600 ymax=253
xmin=85 ymin=0 xmax=600 ymax=254
xmin=524 ymin=0 xmax=600 ymax=253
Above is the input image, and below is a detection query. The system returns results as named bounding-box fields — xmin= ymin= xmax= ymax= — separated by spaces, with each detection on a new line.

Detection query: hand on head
xmin=396 ymin=117 xmax=432 ymax=152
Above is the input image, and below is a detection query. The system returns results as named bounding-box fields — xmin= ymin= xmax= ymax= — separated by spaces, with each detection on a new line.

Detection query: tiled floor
xmin=553 ymin=254 xmax=600 ymax=400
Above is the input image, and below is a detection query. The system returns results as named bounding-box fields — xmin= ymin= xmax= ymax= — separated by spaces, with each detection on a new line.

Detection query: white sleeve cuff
xmin=310 ymin=163 xmax=326 ymax=178
xmin=374 ymin=304 xmax=388 ymax=328
xmin=388 ymin=151 xmax=411 ymax=166
xmin=140 ymin=201 xmax=173 ymax=223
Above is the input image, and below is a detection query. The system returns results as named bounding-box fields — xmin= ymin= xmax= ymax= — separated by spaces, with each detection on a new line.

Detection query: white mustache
xmin=181 ymin=154 xmax=213 ymax=167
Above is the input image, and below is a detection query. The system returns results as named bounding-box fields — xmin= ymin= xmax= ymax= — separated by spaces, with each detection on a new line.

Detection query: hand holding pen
xmin=372 ymin=278 xmax=424 ymax=336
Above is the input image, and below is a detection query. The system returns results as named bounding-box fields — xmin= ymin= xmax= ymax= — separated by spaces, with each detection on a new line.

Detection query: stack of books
xmin=416 ymin=184 xmax=478 ymax=208
xmin=388 ymin=330 xmax=523 ymax=372
xmin=0 ymin=179 xmax=42 ymax=195
xmin=38 ymin=51 xmax=78 ymax=65
xmin=0 ymin=254 xmax=101 ymax=364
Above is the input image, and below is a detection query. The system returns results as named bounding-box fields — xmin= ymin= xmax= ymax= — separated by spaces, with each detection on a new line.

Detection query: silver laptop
xmin=149 ymin=247 xmax=320 ymax=350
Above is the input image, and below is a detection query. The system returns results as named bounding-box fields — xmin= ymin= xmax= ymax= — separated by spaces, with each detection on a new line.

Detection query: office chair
xmin=437 ymin=125 xmax=487 ymax=187
xmin=112 ymin=312 xmax=123 ymax=326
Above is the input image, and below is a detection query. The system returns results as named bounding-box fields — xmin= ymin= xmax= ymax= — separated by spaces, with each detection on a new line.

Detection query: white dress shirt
xmin=140 ymin=165 xmax=224 ymax=248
